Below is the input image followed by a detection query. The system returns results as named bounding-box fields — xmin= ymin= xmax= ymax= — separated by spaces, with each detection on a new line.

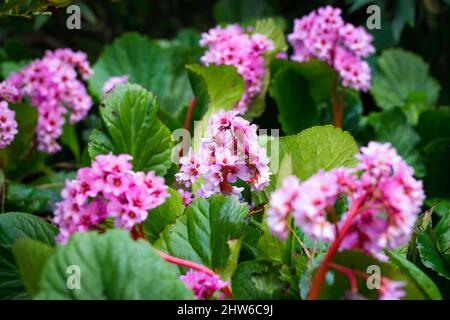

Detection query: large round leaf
xmin=371 ymin=49 xmax=440 ymax=110
xmin=36 ymin=230 xmax=193 ymax=299
xmin=266 ymin=125 xmax=359 ymax=194
xmin=88 ymin=32 xmax=193 ymax=117
xmin=87 ymin=83 xmax=173 ymax=176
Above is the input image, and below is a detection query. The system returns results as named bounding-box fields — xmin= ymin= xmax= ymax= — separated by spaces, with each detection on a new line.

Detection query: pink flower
xmin=0 ymin=48 xmax=93 ymax=153
xmin=379 ymin=278 xmax=405 ymax=300
xmin=267 ymin=142 xmax=425 ymax=260
xmin=0 ymin=101 xmax=18 ymax=149
xmin=53 ymin=153 xmax=169 ymax=244
xmin=180 ymin=270 xmax=229 ymax=300
xmin=102 ymin=75 xmax=129 ymax=95
xmin=200 ymin=25 xmax=274 ymax=113
xmin=288 ymin=5 xmax=374 ymax=91
xmin=176 ymin=110 xmax=271 ymax=198
xmin=178 ymin=189 xmax=193 ymax=206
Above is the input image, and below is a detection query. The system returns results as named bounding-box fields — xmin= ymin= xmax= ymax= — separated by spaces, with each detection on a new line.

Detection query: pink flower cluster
xmin=287 ymin=5 xmax=375 ymax=91
xmin=0 ymin=48 xmax=93 ymax=153
xmin=200 ymin=25 xmax=274 ymax=113
xmin=180 ymin=270 xmax=229 ymax=300
xmin=267 ymin=142 xmax=425 ymax=260
xmin=53 ymin=153 xmax=169 ymax=244
xmin=102 ymin=75 xmax=129 ymax=95
xmin=176 ymin=110 xmax=271 ymax=198
xmin=178 ymin=189 xmax=193 ymax=206
xmin=0 ymin=101 xmax=18 ymax=148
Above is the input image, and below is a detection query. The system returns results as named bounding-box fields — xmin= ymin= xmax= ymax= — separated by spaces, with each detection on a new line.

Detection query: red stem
xmin=184 ymin=97 xmax=197 ymax=131
xmin=329 ymin=263 xmax=358 ymax=293
xmin=157 ymin=249 xmax=234 ymax=299
xmin=307 ymin=194 xmax=367 ymax=300
xmin=219 ymin=167 xmax=232 ymax=193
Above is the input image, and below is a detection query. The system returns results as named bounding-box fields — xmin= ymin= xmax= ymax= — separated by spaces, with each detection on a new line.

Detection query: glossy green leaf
xmin=88 ymin=83 xmax=173 ymax=176
xmin=417 ymin=230 xmax=450 ymax=280
xmin=187 ymin=63 xmax=245 ymax=118
xmin=12 ymin=238 xmax=54 ymax=297
xmin=88 ymin=32 xmax=193 ymax=117
xmin=232 ymin=260 xmax=288 ymax=299
xmin=155 ymin=195 xmax=249 ymax=274
xmin=0 ymin=212 xmax=57 ymax=299
xmin=267 ymin=125 xmax=359 ymax=194
xmin=387 ymin=250 xmax=442 ymax=300
xmin=36 ymin=230 xmax=193 ymax=299
xmin=143 ymin=188 xmax=185 ymax=243
xmin=418 ymin=107 xmax=450 ymax=147
xmin=371 ymin=49 xmax=440 ymax=110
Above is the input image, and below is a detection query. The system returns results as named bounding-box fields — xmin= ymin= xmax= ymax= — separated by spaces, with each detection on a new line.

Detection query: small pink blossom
xmin=102 ymin=75 xmax=129 ymax=95
xmin=0 ymin=101 xmax=18 ymax=149
xmin=180 ymin=270 xmax=229 ymax=300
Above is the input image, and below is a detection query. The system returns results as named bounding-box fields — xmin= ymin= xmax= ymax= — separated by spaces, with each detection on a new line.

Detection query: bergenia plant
xmin=267 ymin=142 xmax=425 ymax=299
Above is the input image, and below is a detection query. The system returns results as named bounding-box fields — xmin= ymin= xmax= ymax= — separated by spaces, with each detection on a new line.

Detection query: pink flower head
xmin=53 ymin=153 xmax=169 ymax=244
xmin=0 ymin=101 xmax=18 ymax=149
xmin=180 ymin=270 xmax=229 ymax=300
xmin=288 ymin=5 xmax=375 ymax=91
xmin=0 ymin=48 xmax=93 ymax=153
xmin=268 ymin=142 xmax=425 ymax=260
xmin=102 ymin=75 xmax=129 ymax=95
xmin=178 ymin=189 xmax=193 ymax=206
xmin=176 ymin=110 xmax=271 ymax=198
xmin=200 ymin=25 xmax=274 ymax=113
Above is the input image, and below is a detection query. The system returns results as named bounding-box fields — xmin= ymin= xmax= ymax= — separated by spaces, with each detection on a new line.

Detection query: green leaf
xmin=417 ymin=230 xmax=450 ymax=280
xmin=0 ymin=212 xmax=57 ymax=299
xmin=0 ymin=60 xmax=29 ymax=79
xmin=5 ymin=182 xmax=60 ymax=214
xmin=12 ymin=239 xmax=54 ymax=297
xmin=0 ymin=103 xmax=38 ymax=172
xmin=187 ymin=64 xmax=245 ymax=118
xmin=371 ymin=49 xmax=440 ymax=110
xmin=87 ymin=83 xmax=173 ymax=176
xmin=418 ymin=107 xmax=450 ymax=147
xmin=61 ymin=122 xmax=80 ymax=163
xmin=231 ymin=260 xmax=288 ymax=299
xmin=143 ymin=188 xmax=185 ymax=243
xmin=366 ymin=108 xmax=420 ymax=168
xmin=267 ymin=125 xmax=359 ymax=194
xmin=155 ymin=195 xmax=249 ymax=275
xmin=269 ymin=60 xmax=336 ymax=135
xmin=36 ymin=230 xmax=192 ymax=299
xmin=435 ymin=213 xmax=450 ymax=264
xmin=88 ymin=33 xmax=193 ymax=117
xmin=318 ymin=250 xmax=425 ymax=299
xmin=387 ymin=250 xmax=442 ymax=300
xmin=423 ymin=138 xmax=450 ymax=198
